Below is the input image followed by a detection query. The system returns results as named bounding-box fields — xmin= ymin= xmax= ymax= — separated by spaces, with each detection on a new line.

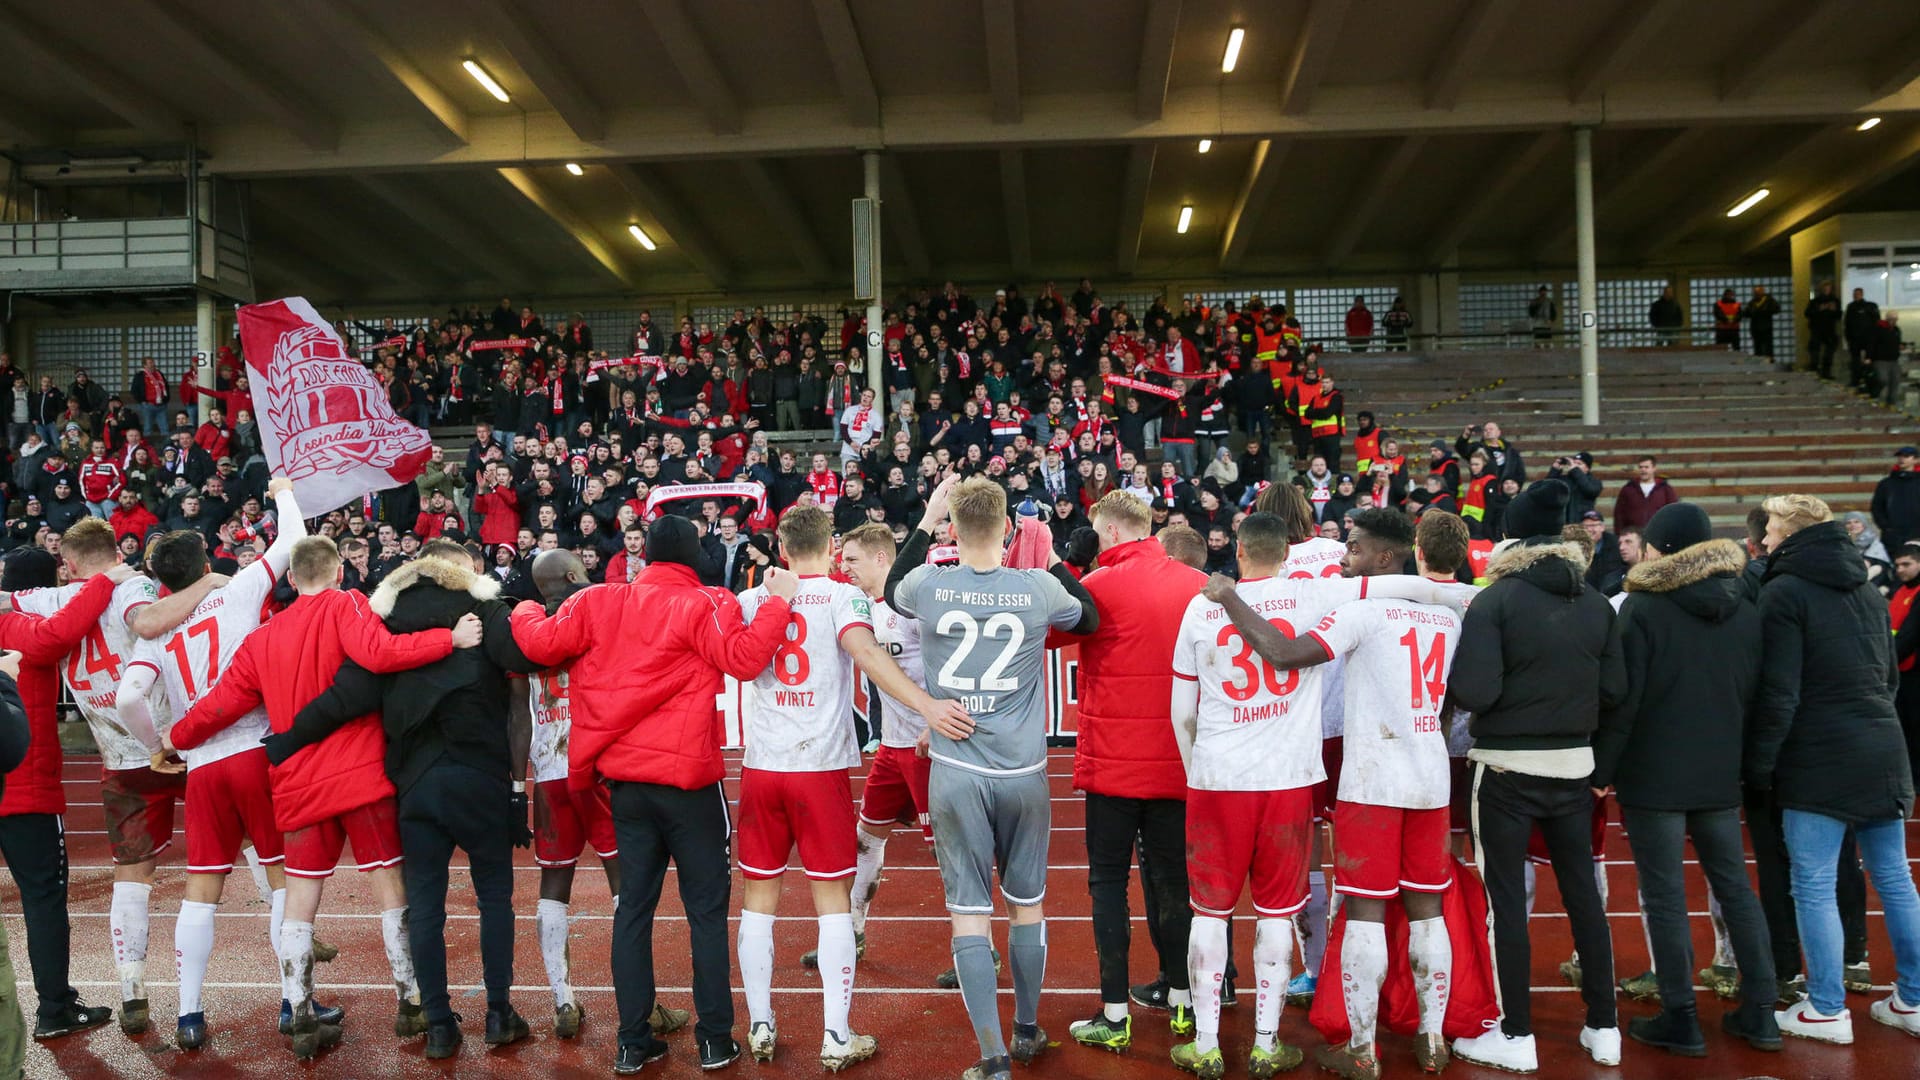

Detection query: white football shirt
xmin=1308 ymin=597 xmax=1462 ymax=809
xmin=527 ymin=669 xmax=572 ymax=783
xmin=868 ymin=596 xmax=928 ymax=748
xmin=1284 ymin=537 xmax=1351 ymax=738
xmin=738 ymin=576 xmax=872 ymax=772
xmin=17 ymin=576 xmax=169 ymax=771
xmin=1172 ymin=574 xmax=1368 ymax=791
xmin=127 ymin=559 xmax=279 ymax=770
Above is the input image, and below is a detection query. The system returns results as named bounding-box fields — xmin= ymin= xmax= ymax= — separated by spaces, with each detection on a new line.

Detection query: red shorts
xmin=1331 ymin=801 xmax=1452 ymax=898
xmin=1449 ymin=757 xmax=1472 ymax=834
xmin=534 ymin=779 xmax=617 ymax=868
xmin=736 ymin=767 xmax=857 ymax=880
xmin=1185 ymin=786 xmax=1315 ymax=918
xmin=858 ymin=746 xmax=932 ymax=842
xmin=1313 ymin=738 xmax=1344 ymax=821
xmin=101 ymin=765 xmax=187 ymax=865
xmin=1527 ymin=791 xmax=1609 ymax=865
xmin=283 ymin=798 xmax=405 ymax=878
xmin=185 ymin=749 xmax=283 ymax=874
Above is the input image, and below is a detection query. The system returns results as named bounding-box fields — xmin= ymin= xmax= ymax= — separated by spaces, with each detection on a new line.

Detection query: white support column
xmin=1573 ymin=126 xmax=1600 ymax=426
xmin=194 ymin=290 xmax=216 ymax=424
xmin=862 ymin=150 xmax=883 ymax=393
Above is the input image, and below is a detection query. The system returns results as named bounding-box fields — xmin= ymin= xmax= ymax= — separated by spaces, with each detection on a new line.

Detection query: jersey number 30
xmin=935 ymin=611 xmax=1024 ymax=692
xmin=1216 ymin=620 xmax=1299 ymax=701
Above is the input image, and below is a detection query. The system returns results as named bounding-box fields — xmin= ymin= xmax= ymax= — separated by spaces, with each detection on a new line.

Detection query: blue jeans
xmin=1783 ymin=809 xmax=1920 ymax=1013
xmin=136 ymin=404 xmax=167 ymax=438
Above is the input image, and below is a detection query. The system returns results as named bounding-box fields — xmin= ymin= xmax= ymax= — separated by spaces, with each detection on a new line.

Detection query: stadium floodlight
xmin=1198 ymin=139 xmax=1212 ymax=153
xmin=463 ymin=59 xmax=510 ymax=103
xmin=628 ymin=223 xmax=657 ymax=251
xmin=1725 ymin=188 xmax=1770 ymax=217
xmin=1177 ymin=205 xmax=1194 ymax=234
xmin=565 ymin=162 xmax=584 ymax=176
xmin=1857 ymin=117 xmax=1882 ymax=131
xmin=1222 ymin=28 xmax=1244 ymax=73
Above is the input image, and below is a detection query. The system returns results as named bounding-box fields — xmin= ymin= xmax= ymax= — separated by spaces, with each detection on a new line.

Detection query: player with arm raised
xmin=884 ymin=476 xmax=1100 ymax=1080
xmin=1205 ymin=507 xmax=1472 ymax=1078
xmin=735 ymin=506 xmax=963 ymax=1071
xmin=11 ymin=517 xmax=225 ymax=1034
xmin=1167 ymin=510 xmax=1466 ymax=1080
xmin=113 ymin=478 xmax=319 ymax=1050
xmin=799 ymin=523 xmax=936 ymax=975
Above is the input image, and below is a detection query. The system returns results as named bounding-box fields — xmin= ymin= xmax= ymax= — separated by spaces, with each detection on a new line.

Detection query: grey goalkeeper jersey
xmin=893 ymin=563 xmax=1084 ymax=777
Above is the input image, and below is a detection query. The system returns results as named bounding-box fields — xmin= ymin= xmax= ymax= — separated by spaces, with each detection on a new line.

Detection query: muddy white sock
xmin=850 ymin=832 xmax=887 ymax=935
xmin=1187 ymin=915 xmax=1228 ymax=1053
xmin=281 ymin=919 xmax=315 ymax=1020
xmin=1342 ymin=919 xmax=1387 ymax=1052
xmin=1253 ymin=917 xmax=1292 ymax=1052
xmin=817 ymin=913 xmax=857 ymax=1037
xmin=538 ymin=898 xmax=574 ymax=1008
xmin=381 ymin=907 xmax=418 ymax=1004
xmin=111 ymin=881 xmax=152 ymax=1002
xmin=1523 ymin=861 xmax=1537 ymax=916
xmin=739 ymin=910 xmax=775 ymax=1027
xmin=1407 ymin=916 xmax=1452 ymax=1035
xmin=1708 ymin=886 xmax=1734 ymax=968
xmin=175 ymin=901 xmax=217 ymax=1016
xmin=269 ymin=888 xmax=286 ymax=963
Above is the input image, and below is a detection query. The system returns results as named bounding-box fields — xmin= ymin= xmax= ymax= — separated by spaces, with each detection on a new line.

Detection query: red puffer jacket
xmin=1051 ymin=537 xmax=1205 ymax=800
xmin=169 ymin=588 xmax=452 ymax=831
xmin=509 ymin=561 xmax=791 ymax=792
xmin=0 ymin=574 xmax=117 ymax=815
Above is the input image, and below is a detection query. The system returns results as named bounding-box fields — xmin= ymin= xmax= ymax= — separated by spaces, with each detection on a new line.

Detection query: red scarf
xmin=549 ymin=376 xmax=564 ymax=414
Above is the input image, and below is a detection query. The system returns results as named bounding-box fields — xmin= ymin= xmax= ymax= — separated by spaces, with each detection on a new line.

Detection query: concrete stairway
xmin=1336 ymin=348 xmax=1913 ymax=530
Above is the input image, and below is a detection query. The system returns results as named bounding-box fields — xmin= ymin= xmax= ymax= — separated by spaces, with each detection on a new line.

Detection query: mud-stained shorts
xmin=102 ymin=765 xmax=187 ymax=865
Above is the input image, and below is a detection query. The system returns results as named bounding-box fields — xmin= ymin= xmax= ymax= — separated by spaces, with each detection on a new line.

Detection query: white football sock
xmin=739 ymin=910 xmax=776 ymax=1027
xmin=538 ymin=898 xmax=574 ymax=1008
xmin=1407 ymin=916 xmax=1453 ymax=1035
xmin=381 ymin=907 xmax=418 ymax=1004
xmin=1187 ymin=915 xmax=1228 ymax=1053
xmin=175 ymin=901 xmax=217 ymax=1016
xmin=1593 ymin=857 xmax=1609 ymax=908
xmin=850 ymin=832 xmax=888 ymax=935
xmin=817 ymin=913 xmax=857 ymax=1037
xmin=1168 ymin=988 xmax=1192 ymax=1007
xmin=242 ymin=845 xmax=273 ymax=901
xmin=1637 ymin=889 xmax=1657 ymax=974
xmin=269 ymin=888 xmax=286 ymax=965
xmin=1253 ymin=917 xmax=1292 ymax=1052
xmin=111 ymin=880 xmax=152 ymax=1002
xmin=1342 ymin=919 xmax=1387 ymax=1053
xmin=1708 ymin=885 xmax=1735 ymax=967
xmin=281 ymin=919 xmax=315 ymax=1019
xmin=1523 ymin=861 xmax=1537 ymax=916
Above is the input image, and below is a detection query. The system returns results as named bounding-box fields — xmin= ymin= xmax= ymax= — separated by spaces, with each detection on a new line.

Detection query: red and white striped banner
xmin=643 ymin=481 xmax=767 ymax=520
xmin=1105 ymin=375 xmax=1181 ymax=400
xmin=468 ymin=337 xmax=535 ymax=351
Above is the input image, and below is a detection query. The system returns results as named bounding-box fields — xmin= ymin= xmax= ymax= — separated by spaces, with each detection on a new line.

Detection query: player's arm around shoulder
xmin=694 ymin=567 xmax=795 ymax=679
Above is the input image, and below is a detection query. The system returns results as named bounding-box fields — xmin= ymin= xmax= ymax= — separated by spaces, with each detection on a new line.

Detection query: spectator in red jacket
xmin=508 ymin=517 xmax=798 ymax=1070
xmin=108 ymin=489 xmax=159 ymax=545
xmin=78 ymin=442 xmax=124 ymax=518
xmin=0 ymin=552 xmax=131 ymax=1037
xmin=193 ymin=406 xmax=231 ymax=462
xmin=412 ymin=491 xmax=463 ymax=541
xmin=471 ymin=461 xmax=520 ymax=547
xmin=1613 ymin=456 xmax=1680 ymax=535
xmin=1345 ymin=296 xmax=1375 ymax=351
xmin=1052 ymin=490 xmax=1208 ymax=1041
xmin=171 ymin=536 xmax=480 ymax=1056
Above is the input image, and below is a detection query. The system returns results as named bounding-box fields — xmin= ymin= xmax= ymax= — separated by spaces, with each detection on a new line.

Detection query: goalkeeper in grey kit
xmin=885 ymin=476 xmax=1100 ymax=1080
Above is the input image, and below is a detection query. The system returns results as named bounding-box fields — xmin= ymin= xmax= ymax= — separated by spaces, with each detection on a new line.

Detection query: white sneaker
xmin=1870 ymin=992 xmax=1920 ymax=1037
xmin=1776 ymin=998 xmax=1854 ymax=1045
xmin=1579 ymin=1026 xmax=1621 ymax=1066
xmin=748 ymin=1020 xmax=778 ymax=1062
xmin=1451 ymin=1028 xmax=1538 ymax=1073
xmin=820 ymin=1030 xmax=877 ymax=1072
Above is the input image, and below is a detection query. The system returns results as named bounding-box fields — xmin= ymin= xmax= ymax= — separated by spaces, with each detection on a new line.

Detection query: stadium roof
xmin=4 ymin=0 xmax=1919 ymax=301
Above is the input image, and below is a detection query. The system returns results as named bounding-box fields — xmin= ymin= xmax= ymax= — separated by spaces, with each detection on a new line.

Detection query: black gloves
xmin=1064 ymin=526 xmax=1101 ymax=571
xmin=260 ymin=731 xmax=296 ymax=767
xmin=509 ymin=788 xmax=533 ymax=848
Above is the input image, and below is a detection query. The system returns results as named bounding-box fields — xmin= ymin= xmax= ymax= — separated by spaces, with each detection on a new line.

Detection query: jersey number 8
xmin=773 ymin=613 xmax=810 ymax=686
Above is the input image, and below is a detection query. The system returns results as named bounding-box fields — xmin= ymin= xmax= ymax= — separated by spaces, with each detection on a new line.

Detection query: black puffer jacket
xmin=1452 ymin=539 xmax=1625 ymax=751
xmin=1592 ymin=540 xmax=1759 ymax=810
xmin=1747 ymin=521 xmax=1912 ymax=823
xmin=272 ymin=555 xmax=544 ymax=797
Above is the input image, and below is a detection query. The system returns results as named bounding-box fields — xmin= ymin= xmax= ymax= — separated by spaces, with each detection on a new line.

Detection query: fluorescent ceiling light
xmin=1857 ymin=116 xmax=1882 ymax=131
xmin=628 ymin=223 xmax=656 ymax=250
xmin=1221 ymin=28 xmax=1244 ymax=73
xmin=1198 ymin=139 xmax=1212 ymax=153
xmin=1725 ymin=188 xmax=1770 ymax=217
xmin=1177 ymin=205 xmax=1194 ymax=234
xmin=463 ymin=59 xmax=510 ymax=103
xmin=565 ymin=162 xmax=584 ymax=176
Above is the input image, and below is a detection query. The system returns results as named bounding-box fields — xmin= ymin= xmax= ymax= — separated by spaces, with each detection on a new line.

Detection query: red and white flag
xmin=237 ymin=296 xmax=434 ymax=514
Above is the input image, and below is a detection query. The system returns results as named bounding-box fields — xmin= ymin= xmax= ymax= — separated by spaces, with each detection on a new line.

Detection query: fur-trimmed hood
xmin=1485 ymin=539 xmax=1589 ymax=597
xmin=370 ymin=554 xmax=499 ymax=618
xmin=1625 ymin=539 xmax=1746 ymax=594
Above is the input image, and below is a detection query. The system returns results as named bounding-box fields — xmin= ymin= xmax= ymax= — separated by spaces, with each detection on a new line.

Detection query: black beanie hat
xmin=644 ymin=515 xmax=703 ymax=569
xmin=1642 ymin=502 xmax=1712 ymax=555
xmin=1 ymin=548 xmax=59 ymax=592
xmin=1503 ymin=479 xmax=1572 ymax=541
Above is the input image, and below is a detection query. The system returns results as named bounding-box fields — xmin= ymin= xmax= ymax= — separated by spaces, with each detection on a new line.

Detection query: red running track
xmin=7 ymin=751 xmax=1919 ymax=1079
